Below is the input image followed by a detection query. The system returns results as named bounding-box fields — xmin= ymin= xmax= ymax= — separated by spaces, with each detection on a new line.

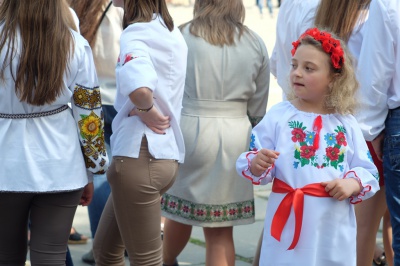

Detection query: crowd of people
xmin=0 ymin=0 xmax=400 ymax=266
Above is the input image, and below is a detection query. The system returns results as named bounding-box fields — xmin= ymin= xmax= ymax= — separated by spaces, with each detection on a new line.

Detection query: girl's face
xmin=112 ymin=0 xmax=124 ymax=8
xmin=290 ymin=44 xmax=333 ymax=105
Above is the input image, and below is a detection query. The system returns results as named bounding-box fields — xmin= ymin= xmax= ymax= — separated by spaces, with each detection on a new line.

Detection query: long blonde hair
xmin=122 ymin=0 xmax=174 ymax=31
xmin=180 ymin=0 xmax=248 ymax=46
xmin=0 ymin=0 xmax=74 ymax=106
xmin=314 ymin=0 xmax=371 ymax=42
xmin=68 ymin=0 xmax=110 ymax=47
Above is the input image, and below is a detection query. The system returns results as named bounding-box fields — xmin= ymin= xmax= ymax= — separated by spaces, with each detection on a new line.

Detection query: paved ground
xmin=27 ymin=1 xmax=384 ymax=265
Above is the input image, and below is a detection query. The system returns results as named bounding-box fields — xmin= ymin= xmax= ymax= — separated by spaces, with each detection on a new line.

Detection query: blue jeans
xmin=87 ymin=105 xmax=116 ymax=238
xmin=384 ymin=108 xmax=400 ymax=266
xmin=256 ymin=0 xmax=273 ymax=15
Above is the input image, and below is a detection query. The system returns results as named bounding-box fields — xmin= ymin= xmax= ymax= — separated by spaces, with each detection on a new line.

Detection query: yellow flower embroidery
xmin=82 ymin=116 xmax=100 ymax=137
xmin=78 ymin=111 xmax=102 ymax=140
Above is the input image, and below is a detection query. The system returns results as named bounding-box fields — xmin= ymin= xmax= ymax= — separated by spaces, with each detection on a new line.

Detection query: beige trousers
xmin=93 ymin=137 xmax=178 ymax=266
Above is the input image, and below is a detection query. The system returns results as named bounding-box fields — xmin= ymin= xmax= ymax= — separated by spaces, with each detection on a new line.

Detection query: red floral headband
xmin=291 ymin=28 xmax=345 ymax=70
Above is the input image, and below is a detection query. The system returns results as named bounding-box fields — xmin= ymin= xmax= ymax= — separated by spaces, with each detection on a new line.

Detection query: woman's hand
xmin=129 ymin=106 xmax=170 ymax=134
xmin=320 ymin=178 xmax=361 ymax=201
xmin=80 ymin=182 xmax=94 ymax=206
xmin=250 ymin=148 xmax=280 ymax=176
xmin=371 ymin=131 xmax=385 ymax=161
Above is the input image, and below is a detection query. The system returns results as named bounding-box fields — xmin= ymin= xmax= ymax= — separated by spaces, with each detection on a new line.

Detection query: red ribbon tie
xmin=270 ymin=178 xmax=331 ymax=250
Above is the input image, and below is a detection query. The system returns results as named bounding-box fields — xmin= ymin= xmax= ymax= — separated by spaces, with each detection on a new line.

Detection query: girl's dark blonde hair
xmin=288 ymin=34 xmax=359 ymax=115
xmin=68 ymin=0 xmax=110 ymax=47
xmin=314 ymin=0 xmax=371 ymax=42
xmin=179 ymin=0 xmax=248 ymax=46
xmin=0 ymin=0 xmax=75 ymax=106
xmin=122 ymin=0 xmax=173 ymax=31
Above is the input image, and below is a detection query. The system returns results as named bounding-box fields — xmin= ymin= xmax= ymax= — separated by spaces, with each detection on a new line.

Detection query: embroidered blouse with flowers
xmin=0 ymin=29 xmax=108 ymax=193
xmin=236 ymin=101 xmax=379 ymax=266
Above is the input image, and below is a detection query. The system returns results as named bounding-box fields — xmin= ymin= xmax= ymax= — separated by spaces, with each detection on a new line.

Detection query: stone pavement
xmin=26 ymin=1 xmax=384 ymax=265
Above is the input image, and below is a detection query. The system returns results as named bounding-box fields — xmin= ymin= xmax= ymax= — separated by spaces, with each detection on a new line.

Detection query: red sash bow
xmin=270 ymin=178 xmax=331 ymax=250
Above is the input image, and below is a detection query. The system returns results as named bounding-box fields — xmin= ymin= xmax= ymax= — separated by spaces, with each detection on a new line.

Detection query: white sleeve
xmin=236 ymin=112 xmax=276 ymax=185
xmin=117 ymin=26 xmax=158 ymax=97
xmin=69 ymin=41 xmax=109 ymax=177
xmin=356 ymin=0 xmax=395 ymax=141
xmin=343 ymin=117 xmax=380 ymax=204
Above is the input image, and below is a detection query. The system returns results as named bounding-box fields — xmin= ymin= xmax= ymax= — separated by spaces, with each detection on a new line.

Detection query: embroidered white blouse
xmin=236 ymin=101 xmax=379 ymax=266
xmin=111 ymin=15 xmax=187 ymax=162
xmin=356 ymin=0 xmax=400 ymax=141
xmin=0 ymin=29 xmax=108 ymax=192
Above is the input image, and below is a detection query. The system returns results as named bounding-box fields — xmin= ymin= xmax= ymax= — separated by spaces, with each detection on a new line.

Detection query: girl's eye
xmin=291 ymin=63 xmax=297 ymax=69
xmin=305 ymin=66 xmax=314 ymax=71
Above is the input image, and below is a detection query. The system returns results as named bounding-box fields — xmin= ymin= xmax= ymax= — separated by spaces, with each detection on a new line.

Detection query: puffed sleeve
xmin=343 ymin=116 xmax=380 ymax=204
xmin=247 ymin=33 xmax=270 ymax=127
xmin=116 ymin=25 xmax=158 ymax=96
xmin=70 ymin=40 xmax=109 ymax=180
xmin=236 ymin=110 xmax=276 ymax=185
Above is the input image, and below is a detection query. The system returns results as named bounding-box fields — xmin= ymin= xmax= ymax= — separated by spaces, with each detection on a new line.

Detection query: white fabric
xmin=356 ymin=0 xmax=400 ymax=141
xmin=0 ymin=30 xmax=108 ymax=192
xmin=236 ymin=101 xmax=379 ymax=266
xmin=111 ymin=15 xmax=187 ymax=162
xmin=92 ymin=5 xmax=123 ymax=106
xmin=270 ymin=0 xmax=320 ymax=96
xmin=270 ymin=0 xmax=369 ymax=98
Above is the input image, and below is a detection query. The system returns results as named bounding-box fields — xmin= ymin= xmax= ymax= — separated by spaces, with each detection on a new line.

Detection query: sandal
xmin=373 ymin=252 xmax=387 ymax=266
xmin=68 ymin=227 xmax=89 ymax=244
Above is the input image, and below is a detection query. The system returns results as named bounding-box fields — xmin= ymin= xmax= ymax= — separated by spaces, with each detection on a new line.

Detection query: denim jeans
xmin=256 ymin=0 xmax=273 ymax=15
xmin=87 ymin=105 xmax=116 ymax=238
xmin=384 ymin=108 xmax=400 ymax=266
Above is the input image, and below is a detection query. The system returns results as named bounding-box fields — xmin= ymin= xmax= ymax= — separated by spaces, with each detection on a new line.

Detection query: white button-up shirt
xmin=270 ymin=0 xmax=320 ymax=96
xmin=111 ymin=15 xmax=188 ymax=162
xmin=356 ymin=0 xmax=400 ymax=141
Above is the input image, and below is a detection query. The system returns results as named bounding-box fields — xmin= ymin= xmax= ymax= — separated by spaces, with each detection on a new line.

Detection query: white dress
xmin=236 ymin=101 xmax=379 ymax=266
xmin=161 ymin=26 xmax=270 ymax=227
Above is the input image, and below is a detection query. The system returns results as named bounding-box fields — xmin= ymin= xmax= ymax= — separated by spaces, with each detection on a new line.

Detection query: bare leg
xmin=203 ymin=227 xmax=235 ymax=266
xmin=383 ymin=207 xmax=394 ymax=266
xmin=252 ymin=229 xmax=263 ymax=266
xmin=163 ymin=218 xmax=192 ymax=265
xmin=355 ymin=188 xmax=387 ymax=266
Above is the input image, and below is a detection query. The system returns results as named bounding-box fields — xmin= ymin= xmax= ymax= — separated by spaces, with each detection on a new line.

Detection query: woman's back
xmin=181 ymin=25 xmax=268 ymax=103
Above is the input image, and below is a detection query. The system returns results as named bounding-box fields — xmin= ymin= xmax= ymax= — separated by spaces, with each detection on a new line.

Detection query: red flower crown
xmin=291 ymin=28 xmax=345 ymax=70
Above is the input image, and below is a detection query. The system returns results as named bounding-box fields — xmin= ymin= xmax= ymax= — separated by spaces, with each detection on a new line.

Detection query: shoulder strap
xmin=95 ymin=1 xmax=113 ymax=35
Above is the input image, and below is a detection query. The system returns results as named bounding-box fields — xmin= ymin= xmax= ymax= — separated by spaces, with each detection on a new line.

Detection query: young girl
xmin=236 ymin=28 xmax=380 ymax=266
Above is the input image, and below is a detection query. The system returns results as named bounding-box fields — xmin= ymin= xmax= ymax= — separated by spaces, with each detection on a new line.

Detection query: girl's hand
xmin=129 ymin=106 xmax=170 ymax=134
xmin=250 ymin=148 xmax=280 ymax=177
xmin=320 ymin=178 xmax=362 ymax=201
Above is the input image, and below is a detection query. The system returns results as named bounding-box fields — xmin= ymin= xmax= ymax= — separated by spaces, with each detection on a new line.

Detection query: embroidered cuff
xmin=343 ymin=170 xmax=372 ymax=204
xmin=241 ymin=151 xmax=273 ymax=185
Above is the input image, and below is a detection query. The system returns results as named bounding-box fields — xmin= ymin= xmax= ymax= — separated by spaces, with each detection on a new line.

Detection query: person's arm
xmin=356 ymin=0 xmax=395 ymax=141
xmin=119 ymin=25 xmax=170 ymax=134
xmin=322 ymin=116 xmax=380 ymax=204
xmin=248 ymin=34 xmax=270 ymax=128
xmin=70 ymin=41 xmax=109 ymax=179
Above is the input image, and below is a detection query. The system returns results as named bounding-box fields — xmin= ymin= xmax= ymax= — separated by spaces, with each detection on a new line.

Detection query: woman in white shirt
xmin=92 ymin=0 xmax=187 ymax=265
xmin=0 ymin=0 xmax=108 ymax=265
